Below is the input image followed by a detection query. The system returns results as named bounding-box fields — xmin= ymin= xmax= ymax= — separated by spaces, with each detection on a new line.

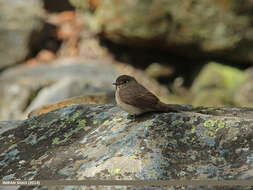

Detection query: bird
xmin=112 ymin=75 xmax=180 ymax=116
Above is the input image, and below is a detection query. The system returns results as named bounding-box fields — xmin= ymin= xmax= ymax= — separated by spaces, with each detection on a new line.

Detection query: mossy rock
xmin=191 ymin=62 xmax=246 ymax=106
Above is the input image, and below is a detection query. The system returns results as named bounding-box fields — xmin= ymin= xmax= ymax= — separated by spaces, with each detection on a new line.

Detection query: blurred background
xmin=1 ymin=0 xmax=253 ymax=120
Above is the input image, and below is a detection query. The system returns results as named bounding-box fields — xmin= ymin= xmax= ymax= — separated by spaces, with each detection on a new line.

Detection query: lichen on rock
xmin=0 ymin=104 xmax=253 ymax=190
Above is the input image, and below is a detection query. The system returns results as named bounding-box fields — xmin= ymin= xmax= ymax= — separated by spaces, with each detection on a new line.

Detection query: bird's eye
xmin=125 ymin=80 xmax=128 ymax=83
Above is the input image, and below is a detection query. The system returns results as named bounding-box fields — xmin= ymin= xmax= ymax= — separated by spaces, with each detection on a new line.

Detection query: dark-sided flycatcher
xmin=113 ymin=75 xmax=180 ymax=115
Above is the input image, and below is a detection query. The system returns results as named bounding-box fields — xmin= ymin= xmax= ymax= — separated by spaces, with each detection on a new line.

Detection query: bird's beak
xmin=112 ymin=82 xmax=117 ymax=86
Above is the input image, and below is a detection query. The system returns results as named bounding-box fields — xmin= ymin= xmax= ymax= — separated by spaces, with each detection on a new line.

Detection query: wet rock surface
xmin=1 ymin=104 xmax=253 ymax=190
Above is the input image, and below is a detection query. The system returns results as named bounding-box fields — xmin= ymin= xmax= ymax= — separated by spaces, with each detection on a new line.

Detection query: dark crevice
xmin=99 ymin=38 xmax=206 ymax=87
xmin=99 ymin=37 xmax=252 ymax=88
xmin=27 ymin=22 xmax=62 ymax=59
xmin=0 ymin=22 xmax=62 ymax=76
xmin=42 ymin=0 xmax=74 ymax=12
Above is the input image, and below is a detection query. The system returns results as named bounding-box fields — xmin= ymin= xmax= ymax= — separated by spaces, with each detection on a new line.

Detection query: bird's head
xmin=112 ymin=75 xmax=136 ymax=88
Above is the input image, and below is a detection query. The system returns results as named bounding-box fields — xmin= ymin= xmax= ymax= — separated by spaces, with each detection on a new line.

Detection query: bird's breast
xmin=115 ymin=89 xmax=144 ymax=115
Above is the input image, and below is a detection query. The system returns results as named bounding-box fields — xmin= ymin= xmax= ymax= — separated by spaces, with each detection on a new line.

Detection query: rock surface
xmin=234 ymin=68 xmax=253 ymax=107
xmin=0 ymin=0 xmax=44 ymax=69
xmin=0 ymin=57 xmax=172 ymax=120
xmin=1 ymin=104 xmax=253 ymax=190
xmin=70 ymin=0 xmax=253 ymax=62
xmin=0 ymin=58 xmax=118 ymax=120
xmin=190 ymin=62 xmax=246 ymax=106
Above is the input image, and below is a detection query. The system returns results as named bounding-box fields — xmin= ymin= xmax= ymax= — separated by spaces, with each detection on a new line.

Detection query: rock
xmin=0 ymin=187 xmax=18 ymax=190
xmin=0 ymin=57 xmax=172 ymax=120
xmin=24 ymin=78 xmax=110 ymax=115
xmin=191 ymin=62 xmax=246 ymax=106
xmin=0 ymin=58 xmax=118 ymax=120
xmin=27 ymin=92 xmax=108 ymax=118
xmin=0 ymin=121 xmax=23 ymax=135
xmin=145 ymin=62 xmax=174 ymax=79
xmin=1 ymin=104 xmax=253 ymax=190
xmin=70 ymin=0 xmax=253 ymax=62
xmin=0 ymin=0 xmax=44 ymax=69
xmin=234 ymin=68 xmax=253 ymax=107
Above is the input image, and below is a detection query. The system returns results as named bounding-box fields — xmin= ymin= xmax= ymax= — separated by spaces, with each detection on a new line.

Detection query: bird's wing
xmin=119 ymin=83 xmax=159 ymax=110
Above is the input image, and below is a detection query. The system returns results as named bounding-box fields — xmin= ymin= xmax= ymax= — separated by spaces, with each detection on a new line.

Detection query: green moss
xmin=72 ymin=111 xmax=81 ymax=121
xmin=192 ymin=62 xmax=246 ymax=93
xmin=191 ymin=128 xmax=195 ymax=133
xmin=110 ymin=168 xmax=121 ymax=175
xmin=216 ymin=120 xmax=225 ymax=131
xmin=61 ymin=123 xmax=67 ymax=128
xmin=204 ymin=120 xmax=216 ymax=128
xmin=93 ymin=120 xmax=98 ymax=125
xmin=29 ymin=125 xmax=36 ymax=129
xmin=114 ymin=117 xmax=123 ymax=121
xmin=52 ymin=137 xmax=60 ymax=145
xmin=78 ymin=120 xmax=86 ymax=127
xmin=61 ymin=116 xmax=70 ymax=121
xmin=191 ymin=62 xmax=246 ymax=106
xmin=222 ymin=64 xmax=246 ymax=90
xmin=171 ymin=120 xmax=184 ymax=126
xmin=191 ymin=137 xmax=196 ymax=142
xmin=103 ymin=120 xmax=110 ymax=125
xmin=144 ymin=121 xmax=153 ymax=127
xmin=207 ymin=131 xmax=215 ymax=137
xmin=127 ymin=114 xmax=133 ymax=119
xmin=204 ymin=119 xmax=225 ymax=130
xmin=64 ymin=133 xmax=71 ymax=138
xmin=190 ymin=155 xmax=196 ymax=161
xmin=130 ymin=155 xmax=138 ymax=159
xmin=204 ymin=119 xmax=226 ymax=137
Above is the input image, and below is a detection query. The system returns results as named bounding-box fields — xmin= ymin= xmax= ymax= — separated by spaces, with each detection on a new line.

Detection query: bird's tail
xmin=156 ymin=102 xmax=181 ymax=113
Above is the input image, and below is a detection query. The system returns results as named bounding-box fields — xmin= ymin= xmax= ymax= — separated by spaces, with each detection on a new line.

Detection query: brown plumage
xmin=113 ymin=75 xmax=179 ymax=115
